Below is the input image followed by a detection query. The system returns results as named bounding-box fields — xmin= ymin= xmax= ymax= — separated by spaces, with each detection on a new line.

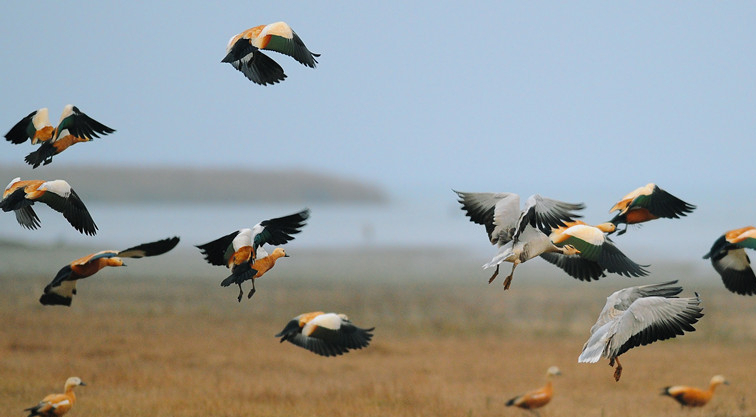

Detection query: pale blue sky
xmin=1 ymin=2 xmax=755 ymax=259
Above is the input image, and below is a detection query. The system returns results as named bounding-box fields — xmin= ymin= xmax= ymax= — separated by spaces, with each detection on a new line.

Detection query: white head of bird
xmin=711 ymin=375 xmax=729 ymax=386
xmin=64 ymin=377 xmax=86 ymax=389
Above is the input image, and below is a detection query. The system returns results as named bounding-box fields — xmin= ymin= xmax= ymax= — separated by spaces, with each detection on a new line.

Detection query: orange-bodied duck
xmin=579 ymin=281 xmax=703 ymax=381
xmin=661 ymin=375 xmax=729 ymax=408
xmin=455 ymin=190 xmax=585 ymax=289
xmin=223 ymin=22 xmax=320 ymax=85
xmin=541 ymin=221 xmax=648 ymax=281
xmin=196 ymin=209 xmax=309 ymax=301
xmin=275 ymin=311 xmax=374 ymax=357
xmin=703 ymin=226 xmax=756 ymax=295
xmin=40 ymin=237 xmax=180 ymax=306
xmin=608 ymin=183 xmax=695 ymax=235
xmin=24 ymin=377 xmax=85 ymax=417
xmin=5 ymin=105 xmax=115 ymax=168
xmin=506 ymin=366 xmax=561 ymax=416
xmin=1 ymin=177 xmax=97 ymax=235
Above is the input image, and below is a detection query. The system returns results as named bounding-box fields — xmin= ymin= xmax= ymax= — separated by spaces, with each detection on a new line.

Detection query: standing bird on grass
xmin=196 ymin=209 xmax=309 ymax=301
xmin=661 ymin=375 xmax=729 ymax=408
xmin=579 ymin=280 xmax=703 ymax=381
xmin=455 ymin=190 xmax=585 ymax=289
xmin=506 ymin=366 xmax=561 ymax=416
xmin=607 ymin=183 xmax=695 ymax=235
xmin=223 ymin=22 xmax=320 ymax=85
xmin=39 ymin=237 xmax=180 ymax=306
xmin=5 ymin=105 xmax=115 ymax=168
xmin=540 ymin=221 xmax=649 ymax=281
xmin=24 ymin=377 xmax=85 ymax=417
xmin=1 ymin=177 xmax=97 ymax=235
xmin=275 ymin=311 xmax=374 ymax=357
xmin=703 ymin=226 xmax=756 ymax=295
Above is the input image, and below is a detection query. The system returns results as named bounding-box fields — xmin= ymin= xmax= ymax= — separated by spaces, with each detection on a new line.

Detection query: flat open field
xmin=1 ymin=244 xmax=755 ymax=417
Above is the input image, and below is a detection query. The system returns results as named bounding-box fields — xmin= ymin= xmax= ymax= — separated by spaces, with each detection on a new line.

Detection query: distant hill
xmin=0 ymin=165 xmax=388 ymax=204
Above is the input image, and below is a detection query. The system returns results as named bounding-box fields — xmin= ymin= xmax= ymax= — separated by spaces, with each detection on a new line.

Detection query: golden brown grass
xmin=1 ymin=245 xmax=755 ymax=417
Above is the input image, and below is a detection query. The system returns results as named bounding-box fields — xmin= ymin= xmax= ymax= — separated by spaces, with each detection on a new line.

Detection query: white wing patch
xmin=5 ymin=177 xmax=21 ymax=191
xmin=40 ymin=180 xmax=72 ymax=198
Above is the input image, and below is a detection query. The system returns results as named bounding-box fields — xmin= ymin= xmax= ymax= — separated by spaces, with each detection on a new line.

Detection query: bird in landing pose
xmin=578 ymin=280 xmax=703 ymax=381
xmin=196 ymin=209 xmax=309 ymax=301
xmin=455 ymin=190 xmax=585 ymax=289
xmin=5 ymin=105 xmax=115 ymax=168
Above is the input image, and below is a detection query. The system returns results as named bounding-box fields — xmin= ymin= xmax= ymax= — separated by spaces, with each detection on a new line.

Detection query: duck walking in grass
xmin=275 ymin=312 xmax=374 ymax=357
xmin=540 ymin=221 xmax=649 ymax=281
xmin=24 ymin=377 xmax=85 ymax=417
xmin=607 ymin=183 xmax=695 ymax=235
xmin=455 ymin=190 xmax=585 ymax=289
xmin=40 ymin=237 xmax=180 ymax=306
xmin=506 ymin=366 xmax=561 ymax=416
xmin=661 ymin=375 xmax=729 ymax=408
xmin=578 ymin=280 xmax=703 ymax=381
xmin=1 ymin=177 xmax=97 ymax=235
xmin=5 ymin=105 xmax=115 ymax=168
xmin=223 ymin=22 xmax=320 ymax=85
xmin=196 ymin=209 xmax=309 ymax=301
xmin=703 ymin=226 xmax=756 ymax=295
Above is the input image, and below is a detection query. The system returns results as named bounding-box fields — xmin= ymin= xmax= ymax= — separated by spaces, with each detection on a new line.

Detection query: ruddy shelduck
xmin=661 ymin=375 xmax=729 ymax=408
xmin=579 ymin=281 xmax=703 ymax=381
xmin=24 ymin=377 xmax=85 ymax=417
xmin=196 ymin=208 xmax=309 ymax=301
xmin=40 ymin=237 xmax=180 ymax=306
xmin=5 ymin=105 xmax=115 ymax=168
xmin=608 ymin=183 xmax=695 ymax=235
xmin=541 ymin=221 xmax=648 ymax=281
xmin=1 ymin=177 xmax=97 ymax=235
xmin=455 ymin=190 xmax=585 ymax=289
xmin=703 ymin=226 xmax=756 ymax=295
xmin=223 ymin=22 xmax=320 ymax=85
xmin=506 ymin=366 xmax=561 ymax=415
xmin=275 ymin=311 xmax=374 ymax=357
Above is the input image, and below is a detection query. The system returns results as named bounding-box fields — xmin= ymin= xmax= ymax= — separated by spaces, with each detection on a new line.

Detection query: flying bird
xmin=506 ymin=366 xmax=561 ymax=415
xmin=196 ymin=208 xmax=309 ymax=301
xmin=39 ymin=237 xmax=180 ymax=306
xmin=540 ymin=221 xmax=649 ymax=281
xmin=578 ymin=280 xmax=703 ymax=381
xmin=661 ymin=375 xmax=729 ymax=408
xmin=5 ymin=105 xmax=115 ymax=168
xmin=223 ymin=21 xmax=320 ymax=85
xmin=1 ymin=177 xmax=97 ymax=235
xmin=608 ymin=183 xmax=695 ymax=235
xmin=455 ymin=190 xmax=585 ymax=289
xmin=275 ymin=311 xmax=374 ymax=357
xmin=703 ymin=226 xmax=756 ymax=295
xmin=24 ymin=377 xmax=85 ymax=417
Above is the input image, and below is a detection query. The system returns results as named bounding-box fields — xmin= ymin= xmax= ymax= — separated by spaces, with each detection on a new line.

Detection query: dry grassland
xmin=1 ymin=245 xmax=755 ymax=417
